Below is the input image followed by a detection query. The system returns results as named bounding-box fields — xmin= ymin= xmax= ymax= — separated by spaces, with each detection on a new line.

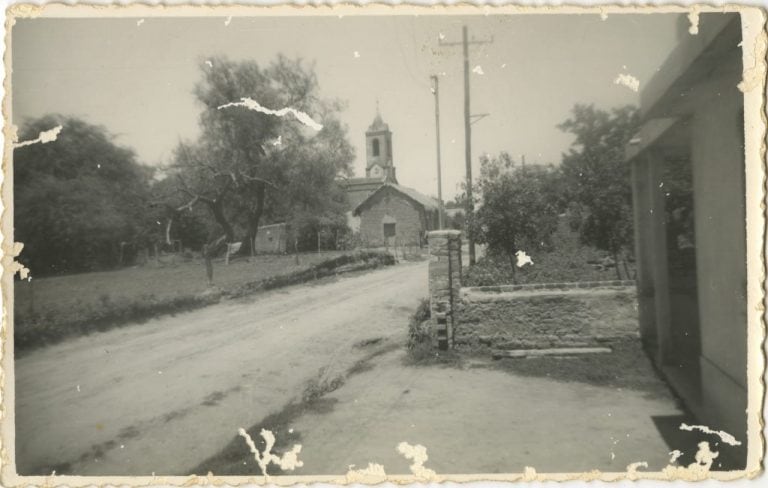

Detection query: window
xmin=372 ymin=138 xmax=380 ymax=157
xmin=383 ymin=223 xmax=396 ymax=237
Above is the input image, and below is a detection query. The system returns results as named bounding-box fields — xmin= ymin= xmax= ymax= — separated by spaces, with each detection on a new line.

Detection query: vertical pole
xmin=647 ymin=150 xmax=672 ymax=366
xmin=431 ymin=75 xmax=444 ymax=230
xmin=462 ymin=25 xmax=476 ymax=265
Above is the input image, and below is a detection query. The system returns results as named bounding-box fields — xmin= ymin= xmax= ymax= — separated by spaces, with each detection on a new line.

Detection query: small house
xmin=353 ymin=182 xmax=439 ymax=247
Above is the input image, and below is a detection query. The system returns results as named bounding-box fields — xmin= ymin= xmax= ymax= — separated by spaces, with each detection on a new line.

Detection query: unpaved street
xmin=15 ymin=261 xmax=428 ymax=475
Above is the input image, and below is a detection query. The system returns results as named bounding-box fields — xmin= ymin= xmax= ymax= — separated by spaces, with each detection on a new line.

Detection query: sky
xmin=11 ymin=13 xmax=684 ymax=200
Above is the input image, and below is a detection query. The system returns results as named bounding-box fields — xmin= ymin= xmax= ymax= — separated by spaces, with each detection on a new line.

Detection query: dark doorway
xmin=662 ymin=155 xmax=702 ymax=396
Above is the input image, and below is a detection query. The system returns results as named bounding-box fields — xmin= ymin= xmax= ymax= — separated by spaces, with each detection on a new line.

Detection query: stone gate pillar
xmin=428 ymin=230 xmax=462 ymax=349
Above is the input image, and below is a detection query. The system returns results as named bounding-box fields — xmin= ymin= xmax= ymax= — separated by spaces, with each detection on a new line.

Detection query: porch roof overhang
xmin=639 ymin=13 xmax=741 ymax=122
xmin=625 ymin=116 xmax=692 ymax=163
xmin=626 ymin=13 xmax=741 ymax=164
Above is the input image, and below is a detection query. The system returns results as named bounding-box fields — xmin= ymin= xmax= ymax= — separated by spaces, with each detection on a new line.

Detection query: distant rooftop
xmin=354 ymin=182 xmax=438 ymax=215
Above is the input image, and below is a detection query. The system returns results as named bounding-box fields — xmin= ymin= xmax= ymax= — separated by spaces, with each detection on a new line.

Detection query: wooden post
xmin=203 ymin=244 xmax=214 ymax=286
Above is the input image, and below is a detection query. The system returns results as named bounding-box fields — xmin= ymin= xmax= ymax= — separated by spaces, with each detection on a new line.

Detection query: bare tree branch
xmin=241 ymin=172 xmax=279 ymax=190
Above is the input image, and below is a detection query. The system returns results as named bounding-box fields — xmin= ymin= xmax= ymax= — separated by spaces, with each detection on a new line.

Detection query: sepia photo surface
xmin=1 ymin=4 xmax=765 ymax=485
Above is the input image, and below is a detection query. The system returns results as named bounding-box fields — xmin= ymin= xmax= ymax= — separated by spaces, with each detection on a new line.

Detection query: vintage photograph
xmin=3 ymin=5 xmax=764 ymax=482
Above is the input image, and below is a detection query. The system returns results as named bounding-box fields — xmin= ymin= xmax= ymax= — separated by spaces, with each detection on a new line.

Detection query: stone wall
xmin=427 ymin=230 xmax=462 ymax=349
xmin=456 ymin=284 xmax=638 ymax=349
xmin=424 ymin=232 xmax=639 ymax=350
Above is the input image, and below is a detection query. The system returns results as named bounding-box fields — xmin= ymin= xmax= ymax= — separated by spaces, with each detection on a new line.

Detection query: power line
xmin=430 ymin=75 xmax=444 ymax=230
xmin=439 ymin=25 xmax=493 ymax=266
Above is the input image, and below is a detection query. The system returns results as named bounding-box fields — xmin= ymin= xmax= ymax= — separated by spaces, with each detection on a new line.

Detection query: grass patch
xmin=15 ymin=251 xmax=395 ymax=354
xmin=15 ymin=292 xmax=221 ymax=352
xmin=404 ymin=298 xmax=463 ymax=367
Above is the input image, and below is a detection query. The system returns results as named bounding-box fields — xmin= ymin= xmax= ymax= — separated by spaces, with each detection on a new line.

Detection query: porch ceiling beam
xmin=625 ymin=117 xmax=680 ymax=162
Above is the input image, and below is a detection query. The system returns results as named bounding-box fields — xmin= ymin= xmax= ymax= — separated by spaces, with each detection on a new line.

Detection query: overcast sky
xmin=12 ymin=13 xmax=683 ymax=199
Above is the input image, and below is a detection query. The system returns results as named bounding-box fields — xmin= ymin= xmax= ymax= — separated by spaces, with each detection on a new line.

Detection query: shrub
xmin=464 ymin=221 xmax=635 ymax=286
xmin=406 ymin=298 xmax=431 ymax=349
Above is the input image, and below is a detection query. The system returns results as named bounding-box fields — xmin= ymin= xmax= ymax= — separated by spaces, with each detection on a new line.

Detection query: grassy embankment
xmin=15 ymin=251 xmax=395 ymax=352
xmin=464 ymin=221 xmax=636 ymax=286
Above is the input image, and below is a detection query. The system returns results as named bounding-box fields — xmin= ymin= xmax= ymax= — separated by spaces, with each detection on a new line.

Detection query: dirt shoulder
xmin=202 ymin=339 xmax=718 ymax=476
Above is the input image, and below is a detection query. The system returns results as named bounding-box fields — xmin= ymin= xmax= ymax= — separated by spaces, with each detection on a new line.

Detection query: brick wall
xmin=359 ymin=188 xmax=427 ymax=247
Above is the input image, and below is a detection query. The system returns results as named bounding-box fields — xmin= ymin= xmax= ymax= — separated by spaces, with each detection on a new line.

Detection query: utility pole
xmin=431 ymin=75 xmax=444 ymax=229
xmin=439 ymin=25 xmax=493 ymax=265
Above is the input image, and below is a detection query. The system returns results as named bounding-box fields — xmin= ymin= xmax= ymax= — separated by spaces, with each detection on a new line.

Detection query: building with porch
xmin=625 ymin=13 xmax=747 ymax=464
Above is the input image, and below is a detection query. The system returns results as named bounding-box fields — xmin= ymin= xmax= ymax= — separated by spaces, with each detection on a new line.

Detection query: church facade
xmin=342 ymin=111 xmax=439 ymax=247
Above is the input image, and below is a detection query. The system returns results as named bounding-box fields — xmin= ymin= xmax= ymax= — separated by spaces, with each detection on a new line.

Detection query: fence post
xmin=428 ymin=230 xmax=462 ymax=349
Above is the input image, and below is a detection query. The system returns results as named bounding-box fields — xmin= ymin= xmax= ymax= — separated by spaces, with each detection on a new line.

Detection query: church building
xmin=343 ymin=110 xmax=439 ymax=247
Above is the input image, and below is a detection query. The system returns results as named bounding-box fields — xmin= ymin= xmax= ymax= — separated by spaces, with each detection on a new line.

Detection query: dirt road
xmin=289 ymin=350 xmax=685 ymax=474
xmin=15 ymin=261 xmax=428 ymax=475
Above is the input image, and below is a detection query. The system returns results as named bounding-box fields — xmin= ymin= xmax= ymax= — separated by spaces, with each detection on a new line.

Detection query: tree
xmin=169 ymin=55 xmax=354 ymax=282
xmin=14 ymin=114 xmax=153 ymax=275
xmin=147 ymin=175 xmax=212 ymax=252
xmin=558 ymin=104 xmax=640 ymax=279
xmin=471 ymin=152 xmax=560 ymax=283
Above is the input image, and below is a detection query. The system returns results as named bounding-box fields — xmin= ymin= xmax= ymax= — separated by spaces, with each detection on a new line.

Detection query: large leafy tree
xmin=14 ymin=115 xmax=153 ymax=275
xmin=558 ymin=104 xmax=640 ymax=279
xmin=169 ymin=55 xmax=354 ymax=280
xmin=471 ymin=152 xmax=561 ymax=283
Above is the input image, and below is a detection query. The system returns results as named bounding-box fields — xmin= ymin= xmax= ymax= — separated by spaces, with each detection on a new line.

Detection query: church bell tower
xmin=365 ymin=105 xmax=397 ymax=183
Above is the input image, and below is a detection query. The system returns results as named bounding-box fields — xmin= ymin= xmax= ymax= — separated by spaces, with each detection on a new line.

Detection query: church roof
xmin=367 ymin=113 xmax=390 ymax=132
xmin=353 ymin=182 xmax=439 ymax=215
xmin=343 ymin=176 xmax=386 ymax=189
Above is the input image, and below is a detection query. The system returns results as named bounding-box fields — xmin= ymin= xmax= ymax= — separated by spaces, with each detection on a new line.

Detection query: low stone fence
xmin=426 ymin=231 xmax=639 ymax=350
xmin=456 ymin=284 xmax=638 ymax=349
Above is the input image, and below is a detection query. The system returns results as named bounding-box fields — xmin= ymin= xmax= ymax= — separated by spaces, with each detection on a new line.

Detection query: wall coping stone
xmin=428 ymin=230 xmax=462 ymax=238
xmin=465 ymin=280 xmax=636 ymax=293
xmin=461 ymin=287 xmax=636 ymax=303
